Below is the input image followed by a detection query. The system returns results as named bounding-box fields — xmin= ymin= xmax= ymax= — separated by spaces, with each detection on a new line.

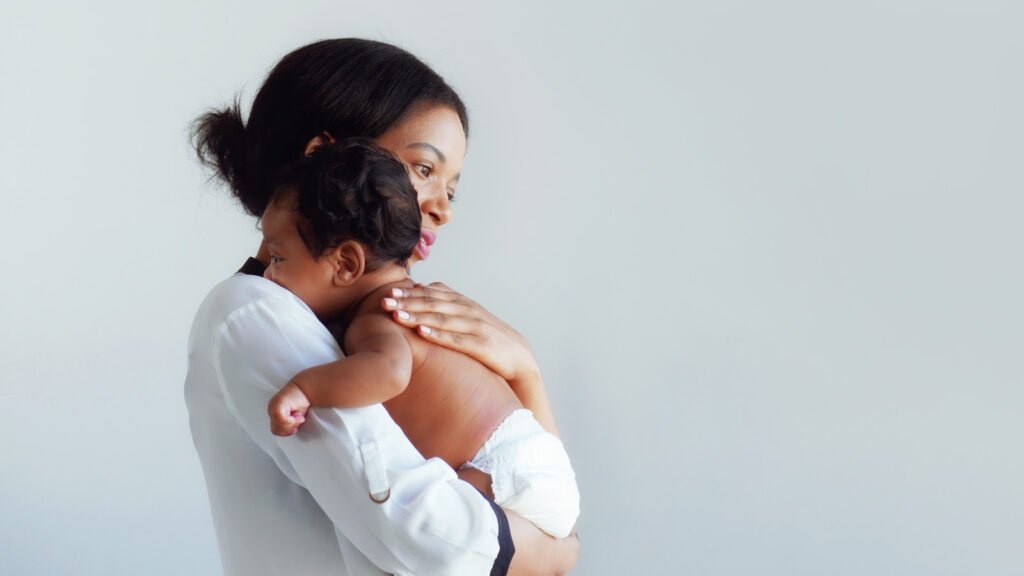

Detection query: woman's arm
xmin=503 ymin=369 xmax=560 ymax=437
xmin=382 ymin=282 xmax=562 ymax=436
xmin=507 ymin=511 xmax=580 ymax=576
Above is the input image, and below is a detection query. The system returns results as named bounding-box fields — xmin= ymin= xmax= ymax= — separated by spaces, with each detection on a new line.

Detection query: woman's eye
xmin=446 ymin=190 xmax=456 ymax=202
xmin=416 ymin=164 xmax=431 ymax=178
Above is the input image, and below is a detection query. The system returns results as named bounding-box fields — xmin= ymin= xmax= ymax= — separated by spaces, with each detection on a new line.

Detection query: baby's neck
xmin=328 ymin=264 xmax=411 ymax=327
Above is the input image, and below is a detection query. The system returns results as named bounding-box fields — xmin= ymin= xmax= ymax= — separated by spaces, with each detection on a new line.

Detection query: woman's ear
xmin=303 ymin=131 xmax=336 ymax=157
xmin=325 ymin=240 xmax=366 ymax=286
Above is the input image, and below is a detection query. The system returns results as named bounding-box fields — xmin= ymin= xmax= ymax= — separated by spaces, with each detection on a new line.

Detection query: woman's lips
xmin=415 ymin=229 xmax=436 ymax=260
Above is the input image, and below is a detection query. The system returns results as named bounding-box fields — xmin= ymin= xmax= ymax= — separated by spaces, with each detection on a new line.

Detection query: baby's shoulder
xmin=353 ymin=282 xmax=406 ymax=320
xmin=344 ymin=282 xmax=416 ymax=342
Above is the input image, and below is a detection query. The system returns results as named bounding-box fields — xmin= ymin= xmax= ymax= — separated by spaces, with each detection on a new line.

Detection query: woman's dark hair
xmin=280 ymin=138 xmax=422 ymax=271
xmin=192 ymin=38 xmax=468 ymax=217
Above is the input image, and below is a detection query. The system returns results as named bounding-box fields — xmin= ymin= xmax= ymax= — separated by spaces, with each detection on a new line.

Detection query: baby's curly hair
xmin=275 ymin=138 xmax=422 ymax=270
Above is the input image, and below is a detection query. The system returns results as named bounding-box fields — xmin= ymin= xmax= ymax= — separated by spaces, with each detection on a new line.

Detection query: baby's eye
xmin=270 ymin=255 xmax=283 ymax=264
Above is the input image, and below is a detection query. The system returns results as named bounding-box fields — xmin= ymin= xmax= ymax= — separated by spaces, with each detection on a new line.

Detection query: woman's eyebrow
xmin=405 ymin=142 xmax=461 ymax=182
xmin=406 ymin=142 xmax=446 ymax=164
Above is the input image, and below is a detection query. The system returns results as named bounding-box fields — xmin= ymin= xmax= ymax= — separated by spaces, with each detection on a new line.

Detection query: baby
xmin=260 ymin=139 xmax=579 ymax=538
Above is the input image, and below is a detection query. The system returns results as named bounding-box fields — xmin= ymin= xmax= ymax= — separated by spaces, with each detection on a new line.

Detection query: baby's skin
xmin=268 ymin=278 xmax=523 ymax=495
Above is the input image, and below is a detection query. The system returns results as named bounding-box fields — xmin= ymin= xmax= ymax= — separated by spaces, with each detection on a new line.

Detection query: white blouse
xmin=185 ymin=272 xmax=503 ymax=575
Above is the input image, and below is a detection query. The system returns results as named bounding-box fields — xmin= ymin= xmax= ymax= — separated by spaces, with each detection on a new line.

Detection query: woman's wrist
xmin=507 ymin=361 xmax=542 ymax=391
xmin=504 ymin=330 xmax=540 ymax=385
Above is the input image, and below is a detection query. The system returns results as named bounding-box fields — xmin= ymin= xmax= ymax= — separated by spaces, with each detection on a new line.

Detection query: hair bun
xmin=191 ymin=99 xmax=255 ymax=214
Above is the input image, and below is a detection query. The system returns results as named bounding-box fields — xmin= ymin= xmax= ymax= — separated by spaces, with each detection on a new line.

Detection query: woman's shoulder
xmin=195 ymin=272 xmax=314 ymax=330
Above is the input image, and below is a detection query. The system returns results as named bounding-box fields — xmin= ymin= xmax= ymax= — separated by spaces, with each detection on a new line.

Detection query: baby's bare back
xmin=386 ymin=338 xmax=522 ymax=468
xmin=355 ymin=283 xmax=522 ymax=469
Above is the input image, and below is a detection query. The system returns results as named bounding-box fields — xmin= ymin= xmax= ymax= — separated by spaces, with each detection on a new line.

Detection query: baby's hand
xmin=268 ymin=381 xmax=311 ymax=436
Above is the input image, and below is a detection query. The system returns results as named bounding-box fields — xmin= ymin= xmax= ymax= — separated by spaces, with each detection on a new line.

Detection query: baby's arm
xmin=269 ymin=312 xmax=413 ymax=436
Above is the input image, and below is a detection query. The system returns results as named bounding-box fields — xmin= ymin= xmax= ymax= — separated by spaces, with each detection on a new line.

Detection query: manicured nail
xmin=397 ymin=310 xmax=411 ymax=320
xmin=391 ymin=288 xmax=405 ymax=297
xmin=383 ymin=298 xmax=398 ymax=309
xmin=419 ymin=325 xmax=432 ymax=335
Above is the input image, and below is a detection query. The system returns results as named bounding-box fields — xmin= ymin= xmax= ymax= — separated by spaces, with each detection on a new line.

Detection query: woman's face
xmin=375 ymin=104 xmax=467 ymax=266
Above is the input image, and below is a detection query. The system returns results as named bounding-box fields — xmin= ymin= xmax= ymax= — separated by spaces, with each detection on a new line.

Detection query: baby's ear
xmin=326 ymin=240 xmax=366 ymax=286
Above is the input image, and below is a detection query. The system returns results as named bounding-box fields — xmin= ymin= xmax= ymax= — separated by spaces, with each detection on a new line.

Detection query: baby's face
xmin=261 ymin=194 xmax=335 ymax=317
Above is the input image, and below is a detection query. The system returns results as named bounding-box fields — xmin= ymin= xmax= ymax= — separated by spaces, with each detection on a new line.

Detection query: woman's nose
xmin=421 ymin=184 xmax=452 ymax=227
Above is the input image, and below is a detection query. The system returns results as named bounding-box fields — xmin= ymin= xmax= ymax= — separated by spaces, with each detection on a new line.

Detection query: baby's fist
xmin=268 ymin=381 xmax=311 ymax=436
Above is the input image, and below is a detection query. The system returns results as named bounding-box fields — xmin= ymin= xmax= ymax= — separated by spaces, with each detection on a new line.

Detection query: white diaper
xmin=462 ymin=409 xmax=580 ymax=538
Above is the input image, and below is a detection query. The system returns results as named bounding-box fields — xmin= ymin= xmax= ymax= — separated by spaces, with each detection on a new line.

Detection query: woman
xmin=185 ymin=38 xmax=578 ymax=575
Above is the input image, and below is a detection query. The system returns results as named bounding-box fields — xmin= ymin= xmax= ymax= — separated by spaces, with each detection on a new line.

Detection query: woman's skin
xmin=254 ymin=102 xmax=579 ymax=574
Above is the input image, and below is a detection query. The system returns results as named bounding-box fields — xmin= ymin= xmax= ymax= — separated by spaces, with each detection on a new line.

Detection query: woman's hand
xmin=382 ymin=282 xmax=540 ymax=386
xmin=383 ymin=281 xmax=562 ymax=436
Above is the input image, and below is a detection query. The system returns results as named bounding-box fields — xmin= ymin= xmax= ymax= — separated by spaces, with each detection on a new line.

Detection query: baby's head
xmin=260 ymin=138 xmax=422 ymax=319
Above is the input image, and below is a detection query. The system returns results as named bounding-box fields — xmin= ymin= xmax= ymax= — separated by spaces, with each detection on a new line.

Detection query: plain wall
xmin=1 ymin=1 xmax=1021 ymax=574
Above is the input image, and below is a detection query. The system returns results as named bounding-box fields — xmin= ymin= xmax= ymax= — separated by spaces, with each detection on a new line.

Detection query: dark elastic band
xmin=488 ymin=498 xmax=515 ymax=576
xmin=237 ymin=257 xmax=267 ymax=277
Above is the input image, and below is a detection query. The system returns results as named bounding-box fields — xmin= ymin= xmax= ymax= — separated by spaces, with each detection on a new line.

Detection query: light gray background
xmin=1 ymin=1 xmax=1021 ymax=574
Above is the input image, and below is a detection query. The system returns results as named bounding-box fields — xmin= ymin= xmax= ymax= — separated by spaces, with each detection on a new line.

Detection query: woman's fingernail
xmin=397 ymin=310 xmax=411 ymax=320
xmin=383 ymin=298 xmax=397 ymax=309
xmin=391 ymin=288 xmax=404 ymax=298
xmin=419 ymin=325 xmax=432 ymax=335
